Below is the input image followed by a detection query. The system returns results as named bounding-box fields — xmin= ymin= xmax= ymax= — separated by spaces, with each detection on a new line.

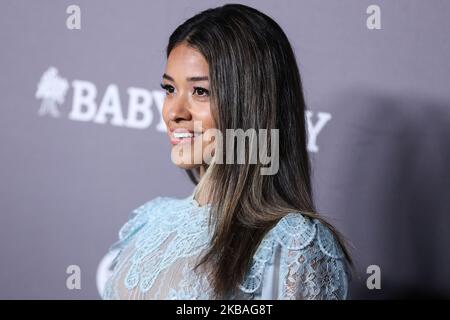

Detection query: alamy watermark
xmin=171 ymin=121 xmax=279 ymax=176
xmin=66 ymin=264 xmax=81 ymax=290
xmin=366 ymin=264 xmax=381 ymax=290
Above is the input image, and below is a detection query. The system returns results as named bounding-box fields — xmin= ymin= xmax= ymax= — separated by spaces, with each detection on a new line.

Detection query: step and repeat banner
xmin=1 ymin=0 xmax=449 ymax=299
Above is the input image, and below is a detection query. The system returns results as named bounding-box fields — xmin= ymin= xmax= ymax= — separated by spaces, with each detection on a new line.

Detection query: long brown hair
xmin=167 ymin=3 xmax=352 ymax=299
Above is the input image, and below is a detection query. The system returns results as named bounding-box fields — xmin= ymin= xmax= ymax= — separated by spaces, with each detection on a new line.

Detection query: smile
xmin=173 ymin=132 xmax=197 ymax=139
xmin=170 ymin=131 xmax=202 ymax=145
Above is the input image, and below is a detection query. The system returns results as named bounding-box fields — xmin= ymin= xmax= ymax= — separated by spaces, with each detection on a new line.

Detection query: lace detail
xmin=272 ymin=213 xmax=318 ymax=250
xmin=168 ymin=261 xmax=215 ymax=300
xmin=316 ymin=222 xmax=345 ymax=259
xmin=102 ymin=193 xmax=350 ymax=300
xmin=276 ymin=215 xmax=349 ymax=299
xmin=239 ymin=213 xmax=349 ymax=299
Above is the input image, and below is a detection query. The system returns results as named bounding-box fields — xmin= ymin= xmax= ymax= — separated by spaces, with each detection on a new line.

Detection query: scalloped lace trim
xmin=239 ymin=213 xmax=346 ymax=294
xmin=103 ymin=196 xmax=348 ymax=299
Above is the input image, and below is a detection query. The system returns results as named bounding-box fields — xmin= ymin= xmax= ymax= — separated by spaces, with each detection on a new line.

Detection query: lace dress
xmin=101 ymin=188 xmax=350 ymax=300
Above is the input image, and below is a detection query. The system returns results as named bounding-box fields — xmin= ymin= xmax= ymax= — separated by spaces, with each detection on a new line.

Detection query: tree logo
xmin=35 ymin=67 xmax=69 ymax=117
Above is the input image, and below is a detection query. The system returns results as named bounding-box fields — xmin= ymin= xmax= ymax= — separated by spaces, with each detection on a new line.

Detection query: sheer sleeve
xmin=240 ymin=213 xmax=350 ymax=300
xmin=278 ymin=215 xmax=349 ymax=299
xmin=108 ymin=197 xmax=165 ymax=266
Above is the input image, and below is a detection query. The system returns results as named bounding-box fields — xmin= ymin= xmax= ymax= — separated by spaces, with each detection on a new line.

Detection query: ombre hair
xmin=166 ymin=3 xmax=352 ymax=299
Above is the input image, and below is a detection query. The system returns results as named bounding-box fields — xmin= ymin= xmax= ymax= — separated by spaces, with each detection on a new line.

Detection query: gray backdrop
xmin=1 ymin=0 xmax=449 ymax=299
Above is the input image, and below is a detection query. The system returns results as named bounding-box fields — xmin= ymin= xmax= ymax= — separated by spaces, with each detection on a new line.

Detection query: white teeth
xmin=174 ymin=132 xmax=194 ymax=139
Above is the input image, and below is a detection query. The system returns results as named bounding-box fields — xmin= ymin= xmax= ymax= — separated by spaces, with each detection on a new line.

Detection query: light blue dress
xmin=101 ymin=188 xmax=350 ymax=300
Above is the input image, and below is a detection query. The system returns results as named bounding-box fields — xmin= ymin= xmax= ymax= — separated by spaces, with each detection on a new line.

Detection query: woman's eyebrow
xmin=162 ymin=73 xmax=208 ymax=82
xmin=186 ymin=76 xmax=208 ymax=82
xmin=162 ymin=73 xmax=174 ymax=81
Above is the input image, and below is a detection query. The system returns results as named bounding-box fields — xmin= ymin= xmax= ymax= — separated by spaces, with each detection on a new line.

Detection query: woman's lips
xmin=169 ymin=128 xmax=202 ymax=145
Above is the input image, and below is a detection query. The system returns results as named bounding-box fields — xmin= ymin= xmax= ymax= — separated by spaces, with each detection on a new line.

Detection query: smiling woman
xmin=101 ymin=3 xmax=352 ymax=300
xmin=160 ymin=43 xmax=216 ymax=176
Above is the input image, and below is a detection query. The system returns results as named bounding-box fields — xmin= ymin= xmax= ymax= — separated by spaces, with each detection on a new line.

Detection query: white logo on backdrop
xmin=36 ymin=67 xmax=69 ymax=117
xmin=36 ymin=66 xmax=167 ymax=131
xmin=35 ymin=66 xmax=331 ymax=152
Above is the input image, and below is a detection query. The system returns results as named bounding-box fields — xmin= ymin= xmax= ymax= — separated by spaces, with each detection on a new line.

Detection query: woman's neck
xmin=195 ymin=165 xmax=211 ymax=206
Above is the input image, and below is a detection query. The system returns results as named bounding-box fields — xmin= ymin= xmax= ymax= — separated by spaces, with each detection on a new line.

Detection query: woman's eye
xmin=160 ymin=83 xmax=175 ymax=95
xmin=193 ymin=87 xmax=209 ymax=97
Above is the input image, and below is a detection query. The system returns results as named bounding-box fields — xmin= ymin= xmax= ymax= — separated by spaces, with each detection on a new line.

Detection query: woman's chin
xmin=173 ymin=161 xmax=202 ymax=170
xmin=170 ymin=144 xmax=209 ymax=169
xmin=170 ymin=151 xmax=204 ymax=168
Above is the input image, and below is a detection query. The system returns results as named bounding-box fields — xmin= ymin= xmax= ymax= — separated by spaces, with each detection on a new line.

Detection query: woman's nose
xmin=168 ymin=93 xmax=192 ymax=122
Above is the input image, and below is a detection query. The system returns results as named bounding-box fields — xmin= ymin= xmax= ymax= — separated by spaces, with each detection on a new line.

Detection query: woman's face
xmin=161 ymin=42 xmax=217 ymax=171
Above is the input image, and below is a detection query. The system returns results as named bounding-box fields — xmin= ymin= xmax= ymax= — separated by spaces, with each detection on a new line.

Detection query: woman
xmin=103 ymin=3 xmax=351 ymax=300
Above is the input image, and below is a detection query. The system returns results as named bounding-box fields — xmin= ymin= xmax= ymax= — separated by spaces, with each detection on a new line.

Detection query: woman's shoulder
xmin=110 ymin=194 xmax=189 ymax=249
xmin=265 ymin=212 xmax=347 ymax=259
xmin=239 ymin=212 xmax=350 ymax=296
